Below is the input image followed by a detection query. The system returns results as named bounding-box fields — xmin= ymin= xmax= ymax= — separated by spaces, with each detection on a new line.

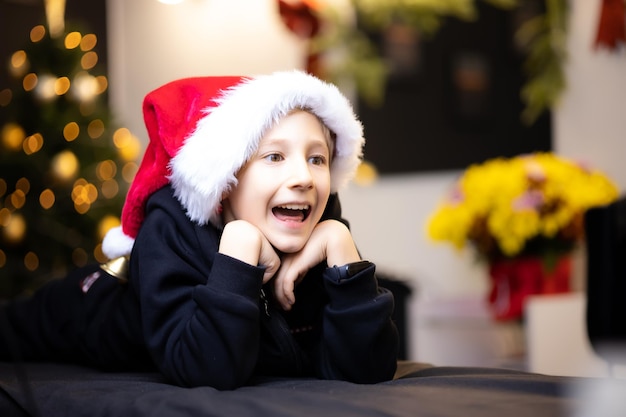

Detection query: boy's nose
xmin=287 ymin=159 xmax=314 ymax=189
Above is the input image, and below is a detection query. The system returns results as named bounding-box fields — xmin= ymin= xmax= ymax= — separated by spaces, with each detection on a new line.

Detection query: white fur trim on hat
xmin=101 ymin=225 xmax=135 ymax=260
xmin=169 ymin=70 xmax=364 ymax=226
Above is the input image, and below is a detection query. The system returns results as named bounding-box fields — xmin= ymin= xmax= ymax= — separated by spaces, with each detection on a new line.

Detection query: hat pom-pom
xmin=102 ymin=225 xmax=135 ymax=260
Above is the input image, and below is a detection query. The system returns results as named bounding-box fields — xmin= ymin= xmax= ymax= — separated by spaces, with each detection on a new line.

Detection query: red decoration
xmin=487 ymin=255 xmax=572 ymax=321
xmin=277 ymin=0 xmax=323 ymax=76
xmin=594 ymin=0 xmax=626 ymax=51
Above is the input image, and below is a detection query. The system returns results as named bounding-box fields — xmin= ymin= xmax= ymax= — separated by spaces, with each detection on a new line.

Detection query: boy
xmin=0 ymin=70 xmax=399 ymax=389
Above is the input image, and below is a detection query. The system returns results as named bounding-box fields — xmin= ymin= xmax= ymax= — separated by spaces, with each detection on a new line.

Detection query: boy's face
xmin=222 ymin=110 xmax=332 ymax=254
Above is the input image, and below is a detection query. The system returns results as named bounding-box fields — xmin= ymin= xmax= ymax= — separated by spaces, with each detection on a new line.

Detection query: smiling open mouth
xmin=272 ymin=204 xmax=311 ymax=222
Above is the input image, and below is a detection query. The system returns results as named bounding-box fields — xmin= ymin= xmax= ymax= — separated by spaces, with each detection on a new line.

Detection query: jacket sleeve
xmin=315 ymin=194 xmax=399 ymax=382
xmin=130 ymin=189 xmax=264 ymax=389
xmin=316 ymin=263 xmax=399 ymax=383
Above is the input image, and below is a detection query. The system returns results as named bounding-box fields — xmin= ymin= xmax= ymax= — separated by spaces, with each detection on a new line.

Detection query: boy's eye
xmin=265 ymin=153 xmax=283 ymax=162
xmin=309 ymin=155 xmax=327 ymax=165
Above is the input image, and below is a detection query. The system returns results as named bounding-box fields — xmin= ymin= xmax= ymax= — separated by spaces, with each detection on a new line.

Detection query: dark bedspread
xmin=1 ymin=361 xmax=624 ymax=417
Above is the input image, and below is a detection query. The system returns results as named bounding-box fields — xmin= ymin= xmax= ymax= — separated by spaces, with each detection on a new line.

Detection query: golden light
xmin=96 ymin=160 xmax=117 ymax=180
xmin=73 ymin=178 xmax=87 ymax=187
xmin=87 ymin=119 xmax=105 ymax=139
xmin=65 ymin=31 xmax=82 ymax=49
xmin=83 ymin=183 xmax=98 ymax=203
xmin=94 ymin=243 xmax=107 ymax=263
xmin=23 ymin=133 xmax=44 ymax=155
xmin=51 ymin=150 xmax=79 ymax=181
xmin=72 ymin=180 xmax=98 ymax=214
xmin=34 ymin=74 xmax=56 ymax=100
xmin=74 ymin=202 xmax=89 ymax=214
xmin=80 ymin=51 xmax=98 ymax=70
xmin=0 ymin=208 xmax=10 ymax=226
xmin=3 ymin=213 xmax=26 ymax=243
xmin=72 ymin=72 xmax=99 ymax=102
xmin=11 ymin=50 xmax=27 ymax=68
xmin=23 ymin=73 xmax=38 ymax=92
xmin=54 ymin=76 xmax=71 ymax=95
xmin=40 ymin=189 xmax=55 ymax=209
xmin=30 ymin=25 xmax=46 ymax=42
xmin=24 ymin=251 xmax=39 ymax=271
xmin=122 ymin=162 xmax=139 ymax=183
xmin=95 ymin=76 xmax=108 ymax=94
xmin=44 ymin=0 xmax=66 ymax=38
xmin=16 ymin=177 xmax=30 ymax=194
xmin=113 ymin=128 xmax=142 ymax=161
xmin=1 ymin=123 xmax=25 ymax=151
xmin=80 ymin=34 xmax=97 ymax=51
xmin=10 ymin=190 xmax=26 ymax=209
xmin=9 ymin=50 xmax=28 ymax=77
xmin=3 ymin=195 xmax=12 ymax=210
xmin=0 ymin=89 xmax=12 ymax=107
xmin=101 ymin=179 xmax=119 ymax=199
xmin=112 ymin=127 xmax=130 ymax=147
xmin=353 ymin=160 xmax=379 ymax=186
xmin=63 ymin=122 xmax=79 ymax=141
xmin=98 ymin=215 xmax=121 ymax=240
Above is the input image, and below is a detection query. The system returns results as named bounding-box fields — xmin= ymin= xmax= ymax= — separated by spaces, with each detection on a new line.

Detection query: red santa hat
xmin=102 ymin=70 xmax=365 ymax=259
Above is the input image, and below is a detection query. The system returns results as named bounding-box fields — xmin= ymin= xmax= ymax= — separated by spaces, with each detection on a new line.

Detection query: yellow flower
xmin=426 ymin=152 xmax=619 ymax=260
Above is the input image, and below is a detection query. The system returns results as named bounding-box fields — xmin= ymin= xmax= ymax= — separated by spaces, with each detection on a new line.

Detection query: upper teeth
xmin=278 ymin=204 xmax=309 ymax=210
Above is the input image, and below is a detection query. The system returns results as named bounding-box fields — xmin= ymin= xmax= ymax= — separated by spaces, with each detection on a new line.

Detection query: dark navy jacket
xmin=132 ymin=186 xmax=398 ymax=389
xmin=1 ymin=185 xmax=398 ymax=390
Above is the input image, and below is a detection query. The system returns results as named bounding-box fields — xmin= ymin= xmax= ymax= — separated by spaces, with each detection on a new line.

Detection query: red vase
xmin=487 ymin=255 xmax=572 ymax=321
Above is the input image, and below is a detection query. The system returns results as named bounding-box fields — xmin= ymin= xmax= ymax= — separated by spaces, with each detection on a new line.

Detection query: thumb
xmin=262 ymin=258 xmax=280 ymax=283
xmin=259 ymin=241 xmax=281 ymax=284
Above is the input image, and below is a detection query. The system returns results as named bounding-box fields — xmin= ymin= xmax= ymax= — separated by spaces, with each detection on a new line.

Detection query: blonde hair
xmin=290 ymin=107 xmax=337 ymax=161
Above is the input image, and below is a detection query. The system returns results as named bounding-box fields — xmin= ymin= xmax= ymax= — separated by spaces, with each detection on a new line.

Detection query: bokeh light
xmin=51 ymin=150 xmax=79 ymax=181
xmin=2 ymin=123 xmax=25 ymax=151
xmin=64 ymin=31 xmax=82 ymax=49
xmin=23 ymin=133 xmax=44 ymax=155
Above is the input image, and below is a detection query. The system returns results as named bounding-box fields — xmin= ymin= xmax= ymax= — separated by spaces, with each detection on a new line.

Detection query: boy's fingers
xmin=259 ymin=238 xmax=280 ymax=283
xmin=261 ymin=251 xmax=280 ymax=283
xmin=262 ymin=269 xmax=276 ymax=284
xmin=273 ymin=266 xmax=296 ymax=310
xmin=282 ymin=274 xmax=296 ymax=309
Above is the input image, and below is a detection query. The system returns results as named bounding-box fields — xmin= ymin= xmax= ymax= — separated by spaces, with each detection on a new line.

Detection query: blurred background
xmin=1 ymin=0 xmax=625 ymax=378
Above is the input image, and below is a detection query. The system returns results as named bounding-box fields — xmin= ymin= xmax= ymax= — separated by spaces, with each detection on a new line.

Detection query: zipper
xmin=258 ymin=287 xmax=306 ymax=374
xmin=260 ymin=288 xmax=271 ymax=318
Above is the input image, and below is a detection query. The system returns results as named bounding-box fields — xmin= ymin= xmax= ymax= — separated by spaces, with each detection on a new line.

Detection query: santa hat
xmin=102 ymin=70 xmax=365 ymax=259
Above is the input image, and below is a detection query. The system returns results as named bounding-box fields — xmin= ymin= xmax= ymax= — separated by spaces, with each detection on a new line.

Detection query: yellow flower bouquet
xmin=426 ymin=152 xmax=619 ymax=320
xmin=427 ymin=152 xmax=618 ymax=262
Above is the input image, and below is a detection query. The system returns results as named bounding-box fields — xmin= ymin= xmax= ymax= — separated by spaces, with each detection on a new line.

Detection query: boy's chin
xmin=270 ymin=239 xmax=307 ymax=255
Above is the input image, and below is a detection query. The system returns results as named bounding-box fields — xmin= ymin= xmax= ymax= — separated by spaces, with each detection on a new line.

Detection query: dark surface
xmin=2 ymin=361 xmax=621 ymax=417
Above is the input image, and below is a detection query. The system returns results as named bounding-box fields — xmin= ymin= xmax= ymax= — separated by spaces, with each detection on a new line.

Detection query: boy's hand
xmin=273 ymin=220 xmax=361 ymax=310
xmin=219 ymin=220 xmax=281 ymax=283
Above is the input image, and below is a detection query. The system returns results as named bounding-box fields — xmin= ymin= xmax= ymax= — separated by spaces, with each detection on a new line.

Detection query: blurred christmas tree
xmin=0 ymin=1 xmax=140 ymax=297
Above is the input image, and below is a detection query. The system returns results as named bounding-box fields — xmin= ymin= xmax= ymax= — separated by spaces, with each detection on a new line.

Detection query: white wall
xmin=553 ymin=0 xmax=626 ymax=188
xmin=106 ymin=0 xmax=626 ymax=364
xmin=106 ymin=0 xmax=306 ymax=142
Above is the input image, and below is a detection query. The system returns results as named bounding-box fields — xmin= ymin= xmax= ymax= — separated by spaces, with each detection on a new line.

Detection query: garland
xmin=280 ymin=0 xmax=567 ymax=124
xmin=515 ymin=0 xmax=568 ymax=124
xmin=282 ymin=1 xmax=624 ymax=125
